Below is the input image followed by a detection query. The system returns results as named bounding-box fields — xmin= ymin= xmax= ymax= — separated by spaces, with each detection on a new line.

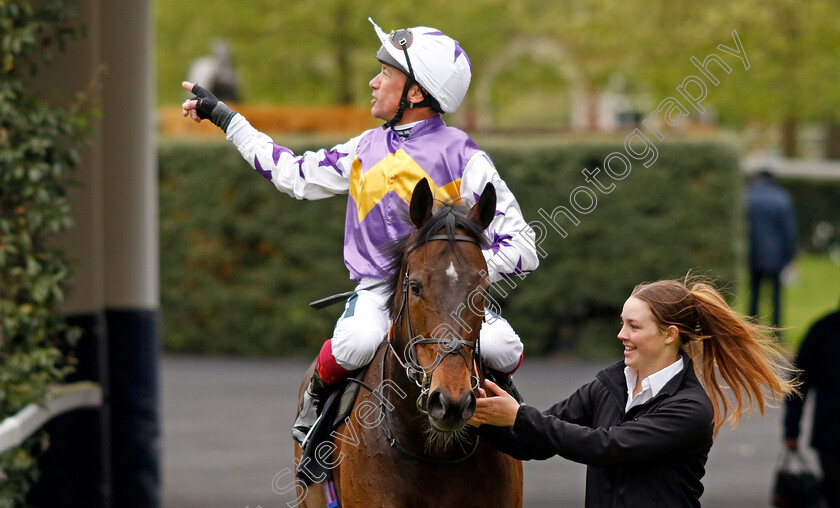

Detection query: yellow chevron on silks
xmin=350 ymin=149 xmax=461 ymax=223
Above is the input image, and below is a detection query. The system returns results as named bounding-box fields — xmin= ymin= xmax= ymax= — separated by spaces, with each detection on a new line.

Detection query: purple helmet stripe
xmin=454 ymin=42 xmax=471 ymax=70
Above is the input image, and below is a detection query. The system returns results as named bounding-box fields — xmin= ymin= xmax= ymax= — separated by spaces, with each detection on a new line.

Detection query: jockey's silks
xmin=344 ymin=115 xmax=479 ymax=280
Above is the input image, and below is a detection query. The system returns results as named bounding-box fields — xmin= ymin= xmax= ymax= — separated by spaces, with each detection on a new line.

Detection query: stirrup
xmin=292 ymin=396 xmax=320 ymax=445
xmin=296 ymin=414 xmax=323 ymax=449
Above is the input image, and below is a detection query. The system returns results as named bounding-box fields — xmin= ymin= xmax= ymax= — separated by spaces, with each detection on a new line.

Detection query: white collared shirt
xmin=624 ymin=357 xmax=684 ymax=413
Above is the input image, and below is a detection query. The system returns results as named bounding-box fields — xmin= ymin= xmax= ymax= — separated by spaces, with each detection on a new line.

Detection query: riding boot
xmin=292 ymin=369 xmax=329 ymax=446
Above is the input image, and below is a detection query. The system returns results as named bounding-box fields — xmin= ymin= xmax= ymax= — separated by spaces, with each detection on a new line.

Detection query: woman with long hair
xmin=471 ymin=277 xmax=797 ymax=507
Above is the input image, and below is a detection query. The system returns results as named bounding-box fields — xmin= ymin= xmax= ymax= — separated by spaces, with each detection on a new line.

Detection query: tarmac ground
xmin=161 ymin=355 xmax=815 ymax=508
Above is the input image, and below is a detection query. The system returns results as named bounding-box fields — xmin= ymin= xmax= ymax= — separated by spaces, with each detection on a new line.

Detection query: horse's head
xmin=387 ymin=178 xmax=496 ymax=436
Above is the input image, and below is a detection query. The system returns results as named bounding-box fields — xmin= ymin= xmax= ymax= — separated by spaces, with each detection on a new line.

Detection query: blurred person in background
xmin=186 ymin=39 xmax=240 ymax=103
xmin=784 ymin=303 xmax=840 ymax=507
xmin=180 ymin=18 xmax=539 ymax=445
xmin=746 ymin=169 xmax=797 ymax=329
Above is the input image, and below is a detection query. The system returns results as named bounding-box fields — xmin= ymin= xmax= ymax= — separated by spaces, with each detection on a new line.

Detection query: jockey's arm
xmin=183 ymin=81 xmax=359 ymax=200
xmin=460 ymin=153 xmax=540 ymax=283
xmin=225 ymin=114 xmax=362 ymax=200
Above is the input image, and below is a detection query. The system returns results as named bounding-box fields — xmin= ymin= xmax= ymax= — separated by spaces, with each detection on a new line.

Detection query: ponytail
xmin=633 ymin=277 xmax=798 ymax=435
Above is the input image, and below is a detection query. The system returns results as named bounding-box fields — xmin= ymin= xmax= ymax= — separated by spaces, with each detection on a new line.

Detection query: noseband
xmin=387 ymin=234 xmax=483 ymax=414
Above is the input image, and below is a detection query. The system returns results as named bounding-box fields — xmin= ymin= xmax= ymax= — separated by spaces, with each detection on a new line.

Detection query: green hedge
xmin=481 ymin=139 xmax=741 ymax=356
xmin=159 ymin=138 xmax=350 ymax=357
xmin=159 ymin=138 xmax=741 ymax=358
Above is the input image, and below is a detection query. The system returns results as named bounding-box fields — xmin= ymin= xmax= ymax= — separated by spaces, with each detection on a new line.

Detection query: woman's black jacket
xmin=480 ymin=353 xmax=715 ymax=508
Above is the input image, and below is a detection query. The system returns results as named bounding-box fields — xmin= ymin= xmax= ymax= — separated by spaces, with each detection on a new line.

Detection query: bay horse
xmin=293 ymin=179 xmax=523 ymax=507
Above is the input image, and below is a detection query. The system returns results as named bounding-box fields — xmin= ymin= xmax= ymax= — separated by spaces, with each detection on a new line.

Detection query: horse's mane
xmin=383 ymin=201 xmax=484 ymax=319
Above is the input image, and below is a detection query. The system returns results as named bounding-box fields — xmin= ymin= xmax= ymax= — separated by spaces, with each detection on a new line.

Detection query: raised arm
xmin=182 ymin=81 xmax=361 ymax=200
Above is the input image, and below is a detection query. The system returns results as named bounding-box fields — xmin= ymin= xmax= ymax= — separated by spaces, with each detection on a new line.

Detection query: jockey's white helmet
xmin=369 ymin=18 xmax=472 ymax=115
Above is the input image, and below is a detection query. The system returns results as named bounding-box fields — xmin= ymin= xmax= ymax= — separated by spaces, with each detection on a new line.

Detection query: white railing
xmin=0 ymin=382 xmax=102 ymax=455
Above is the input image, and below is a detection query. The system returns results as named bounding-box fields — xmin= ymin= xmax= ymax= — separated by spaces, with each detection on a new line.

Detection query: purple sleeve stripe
xmin=297 ymin=158 xmax=306 ymax=180
xmin=489 ymin=233 xmax=513 ymax=255
xmin=273 ymin=144 xmax=292 ymax=165
xmin=254 ymin=155 xmax=272 ymax=181
xmin=500 ymin=269 xmax=533 ymax=279
xmin=499 ymin=258 xmax=528 ymax=278
xmin=318 ymin=148 xmax=349 ymax=177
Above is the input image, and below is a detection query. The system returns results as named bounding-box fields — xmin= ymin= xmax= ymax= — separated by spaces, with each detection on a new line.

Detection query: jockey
xmin=182 ymin=18 xmax=540 ymax=445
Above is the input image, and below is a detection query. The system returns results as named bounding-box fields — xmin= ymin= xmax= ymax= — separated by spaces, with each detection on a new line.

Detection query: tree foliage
xmin=0 ymin=1 xmax=89 ymax=504
xmin=156 ymin=0 xmax=840 ymax=127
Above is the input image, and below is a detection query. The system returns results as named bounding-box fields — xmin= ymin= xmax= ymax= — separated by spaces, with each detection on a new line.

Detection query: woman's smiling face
xmin=618 ymin=296 xmax=679 ymax=379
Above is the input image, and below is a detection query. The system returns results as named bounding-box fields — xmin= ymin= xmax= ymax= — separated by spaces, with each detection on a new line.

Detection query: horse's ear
xmin=410 ymin=178 xmax=434 ymax=228
xmin=469 ymin=182 xmax=496 ymax=231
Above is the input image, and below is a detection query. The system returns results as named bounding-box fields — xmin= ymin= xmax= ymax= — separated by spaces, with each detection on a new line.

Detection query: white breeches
xmin=330 ymin=279 xmax=524 ymax=374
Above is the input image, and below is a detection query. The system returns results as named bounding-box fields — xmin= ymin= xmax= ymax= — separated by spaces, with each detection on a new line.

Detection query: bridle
xmin=387 ymin=234 xmax=483 ymax=415
xmin=346 ymin=232 xmax=485 ymax=463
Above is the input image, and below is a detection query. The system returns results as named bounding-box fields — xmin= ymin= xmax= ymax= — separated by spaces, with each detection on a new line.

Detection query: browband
xmin=425 ymin=234 xmax=480 ymax=245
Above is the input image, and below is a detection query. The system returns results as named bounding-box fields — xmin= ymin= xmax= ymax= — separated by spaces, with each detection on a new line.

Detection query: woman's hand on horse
xmin=468 ymin=379 xmax=520 ymax=427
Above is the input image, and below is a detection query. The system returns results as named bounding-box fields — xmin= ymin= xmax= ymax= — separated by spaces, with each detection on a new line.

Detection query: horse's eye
xmin=409 ymin=281 xmax=423 ymax=297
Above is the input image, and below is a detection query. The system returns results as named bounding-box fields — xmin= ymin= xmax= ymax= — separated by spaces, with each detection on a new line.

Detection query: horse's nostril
xmin=427 ymin=390 xmax=447 ymax=420
xmin=460 ymin=391 xmax=476 ymax=419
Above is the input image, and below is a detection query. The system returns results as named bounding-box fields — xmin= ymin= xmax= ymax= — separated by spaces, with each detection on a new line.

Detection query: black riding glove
xmin=187 ymin=83 xmax=236 ymax=132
